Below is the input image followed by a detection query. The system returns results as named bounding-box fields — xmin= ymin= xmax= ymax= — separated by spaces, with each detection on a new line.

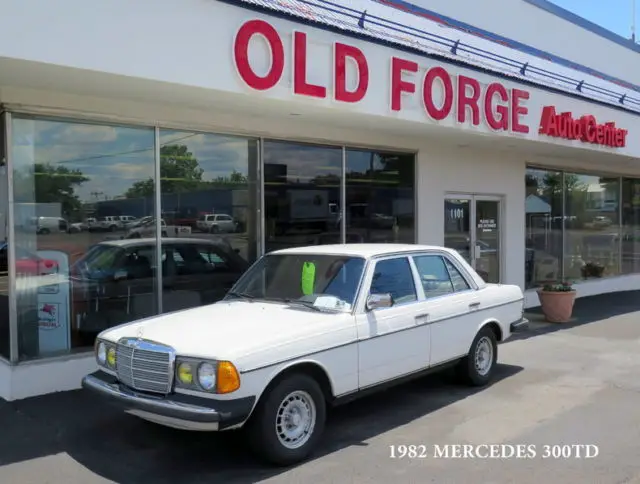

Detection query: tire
xmin=209 ymin=225 xmax=219 ymax=234
xmin=109 ymin=225 xmax=117 ymax=232
xmin=247 ymin=373 xmax=326 ymax=466
xmin=457 ymin=326 xmax=498 ymax=387
xmin=39 ymin=228 xmax=50 ymax=235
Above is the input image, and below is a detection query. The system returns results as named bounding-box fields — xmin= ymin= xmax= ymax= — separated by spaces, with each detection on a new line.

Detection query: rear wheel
xmin=247 ymin=373 xmax=326 ymax=466
xmin=457 ymin=326 xmax=498 ymax=386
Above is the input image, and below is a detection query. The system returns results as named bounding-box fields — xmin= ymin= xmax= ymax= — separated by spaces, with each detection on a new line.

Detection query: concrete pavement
xmin=1 ymin=291 xmax=639 ymax=483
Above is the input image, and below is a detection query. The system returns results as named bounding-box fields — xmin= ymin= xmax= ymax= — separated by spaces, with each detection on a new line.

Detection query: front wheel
xmin=247 ymin=373 xmax=326 ymax=466
xmin=458 ymin=326 xmax=498 ymax=387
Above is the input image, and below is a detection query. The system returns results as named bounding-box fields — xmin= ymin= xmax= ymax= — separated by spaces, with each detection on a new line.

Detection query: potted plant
xmin=580 ymin=261 xmax=605 ymax=278
xmin=537 ymin=281 xmax=576 ymax=323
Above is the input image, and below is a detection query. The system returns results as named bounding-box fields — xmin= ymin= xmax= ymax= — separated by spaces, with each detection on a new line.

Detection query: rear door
xmin=411 ymin=253 xmax=480 ymax=365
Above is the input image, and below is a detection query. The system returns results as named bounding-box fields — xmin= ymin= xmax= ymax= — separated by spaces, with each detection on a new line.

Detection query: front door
xmin=444 ymin=195 xmax=503 ymax=283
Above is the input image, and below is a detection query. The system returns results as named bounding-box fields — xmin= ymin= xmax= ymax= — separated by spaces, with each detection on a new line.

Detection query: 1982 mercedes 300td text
xmin=82 ymin=244 xmax=527 ymax=465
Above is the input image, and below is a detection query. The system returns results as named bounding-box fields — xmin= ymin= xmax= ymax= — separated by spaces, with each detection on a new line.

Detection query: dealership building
xmin=0 ymin=0 xmax=639 ymax=400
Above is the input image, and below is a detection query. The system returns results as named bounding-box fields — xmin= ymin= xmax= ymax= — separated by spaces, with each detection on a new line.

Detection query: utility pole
xmin=633 ymin=0 xmax=637 ymax=42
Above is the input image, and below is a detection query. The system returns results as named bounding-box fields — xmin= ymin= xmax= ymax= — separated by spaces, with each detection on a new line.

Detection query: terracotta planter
xmin=537 ymin=290 xmax=576 ymax=323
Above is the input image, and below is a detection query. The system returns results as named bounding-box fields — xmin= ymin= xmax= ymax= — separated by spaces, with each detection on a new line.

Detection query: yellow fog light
xmin=217 ymin=361 xmax=240 ymax=394
xmin=106 ymin=347 xmax=116 ymax=368
xmin=177 ymin=362 xmax=193 ymax=385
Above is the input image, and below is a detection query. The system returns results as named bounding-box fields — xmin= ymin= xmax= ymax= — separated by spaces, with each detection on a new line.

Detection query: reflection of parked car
xmin=125 ymin=218 xmax=192 ymax=238
xmin=196 ymin=213 xmax=238 ymax=233
xmin=0 ymin=242 xmax=58 ymax=275
xmin=71 ymin=238 xmax=249 ymax=344
xmin=28 ymin=216 xmax=69 ymax=235
xmin=83 ymin=244 xmax=526 ymax=466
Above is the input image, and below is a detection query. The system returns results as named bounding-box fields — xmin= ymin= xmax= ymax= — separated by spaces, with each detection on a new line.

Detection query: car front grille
xmin=116 ymin=338 xmax=175 ymax=394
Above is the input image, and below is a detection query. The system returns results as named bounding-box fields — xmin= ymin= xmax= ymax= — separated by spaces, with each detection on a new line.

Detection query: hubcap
xmin=275 ymin=390 xmax=316 ymax=449
xmin=474 ymin=336 xmax=494 ymax=376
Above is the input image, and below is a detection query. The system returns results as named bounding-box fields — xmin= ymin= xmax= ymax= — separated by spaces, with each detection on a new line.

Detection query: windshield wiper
xmin=283 ymin=299 xmax=325 ymax=312
xmin=226 ymin=291 xmax=256 ymax=302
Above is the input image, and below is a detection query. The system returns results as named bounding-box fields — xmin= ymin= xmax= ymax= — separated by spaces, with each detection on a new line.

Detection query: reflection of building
xmin=586 ymin=183 xmax=618 ymax=212
xmin=1 ymin=0 xmax=640 ymax=400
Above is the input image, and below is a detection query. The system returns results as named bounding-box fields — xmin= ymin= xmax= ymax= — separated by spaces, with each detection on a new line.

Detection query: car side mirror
xmin=366 ymin=293 xmax=393 ymax=311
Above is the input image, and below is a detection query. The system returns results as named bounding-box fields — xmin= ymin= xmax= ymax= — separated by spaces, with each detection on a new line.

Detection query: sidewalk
xmin=517 ymin=290 xmax=640 ymax=341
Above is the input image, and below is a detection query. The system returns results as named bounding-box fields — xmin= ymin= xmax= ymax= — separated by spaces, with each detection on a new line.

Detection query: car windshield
xmin=227 ymin=253 xmax=366 ymax=311
xmin=72 ymin=244 xmax=124 ymax=276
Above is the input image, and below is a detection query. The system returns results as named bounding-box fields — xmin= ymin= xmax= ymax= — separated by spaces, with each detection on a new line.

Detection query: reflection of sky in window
xmin=11 ymin=119 xmax=257 ymax=200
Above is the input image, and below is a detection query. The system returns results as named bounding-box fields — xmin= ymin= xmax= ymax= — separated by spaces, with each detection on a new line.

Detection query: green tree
xmin=125 ymin=144 xmax=204 ymax=198
xmin=14 ymin=163 xmax=89 ymax=216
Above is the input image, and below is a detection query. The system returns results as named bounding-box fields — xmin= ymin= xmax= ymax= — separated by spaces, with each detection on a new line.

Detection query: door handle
xmin=415 ymin=313 xmax=429 ymax=324
xmin=469 ymin=302 xmax=481 ymax=309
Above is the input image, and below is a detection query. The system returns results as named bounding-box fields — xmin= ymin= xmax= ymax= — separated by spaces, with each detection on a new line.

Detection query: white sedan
xmin=82 ymin=244 xmax=528 ymax=465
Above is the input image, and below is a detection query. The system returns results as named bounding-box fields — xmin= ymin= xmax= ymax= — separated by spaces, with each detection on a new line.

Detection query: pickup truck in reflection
xmin=70 ymin=237 xmax=249 ymax=346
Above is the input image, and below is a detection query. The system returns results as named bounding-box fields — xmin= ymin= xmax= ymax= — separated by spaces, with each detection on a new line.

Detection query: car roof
xmin=98 ymin=237 xmax=224 ymax=247
xmin=268 ymin=243 xmax=459 ymax=258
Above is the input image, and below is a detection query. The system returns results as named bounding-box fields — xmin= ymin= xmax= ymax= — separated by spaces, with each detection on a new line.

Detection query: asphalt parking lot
xmin=1 ymin=291 xmax=640 ymax=484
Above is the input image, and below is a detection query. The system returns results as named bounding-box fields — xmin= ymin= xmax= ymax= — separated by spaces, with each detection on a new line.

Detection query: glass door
xmin=444 ymin=194 xmax=503 ymax=283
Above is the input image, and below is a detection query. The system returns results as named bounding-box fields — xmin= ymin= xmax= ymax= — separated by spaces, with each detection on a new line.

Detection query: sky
xmin=550 ymin=0 xmax=637 ymax=39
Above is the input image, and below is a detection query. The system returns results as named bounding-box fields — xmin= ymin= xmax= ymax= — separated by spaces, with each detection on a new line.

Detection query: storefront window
xmin=157 ymin=130 xmax=258 ymax=312
xmin=345 ymin=150 xmax=415 ymax=244
xmin=525 ymin=168 xmax=564 ymax=288
xmin=11 ymin=116 xmax=157 ymax=359
xmin=0 ymin=114 xmax=9 ymax=359
xmin=621 ymin=178 xmax=640 ymax=274
xmin=264 ymin=140 xmax=342 ymax=252
xmin=564 ymin=174 xmax=620 ymax=280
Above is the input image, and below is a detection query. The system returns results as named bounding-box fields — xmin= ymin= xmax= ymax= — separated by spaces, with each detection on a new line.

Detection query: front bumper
xmin=510 ymin=317 xmax=529 ymax=333
xmin=81 ymin=371 xmax=255 ymax=431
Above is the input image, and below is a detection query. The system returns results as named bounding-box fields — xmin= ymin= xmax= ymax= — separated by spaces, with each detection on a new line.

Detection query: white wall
xmin=1 ymin=0 xmax=639 ymax=160
xmin=418 ymin=146 xmax=526 ymax=289
xmin=408 ymin=0 xmax=640 ymax=89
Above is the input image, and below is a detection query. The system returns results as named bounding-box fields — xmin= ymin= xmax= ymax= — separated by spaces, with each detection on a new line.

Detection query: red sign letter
xmin=484 ymin=83 xmax=509 ymax=131
xmin=293 ymin=31 xmax=327 ymax=98
xmin=390 ymin=57 xmax=418 ymax=112
xmin=538 ymin=106 xmax=557 ymax=135
xmin=234 ymin=20 xmax=285 ymax=91
xmin=511 ymin=89 xmax=530 ymax=133
xmin=423 ymin=67 xmax=453 ymax=121
xmin=457 ymin=76 xmax=481 ymax=125
xmin=334 ymin=43 xmax=369 ymax=103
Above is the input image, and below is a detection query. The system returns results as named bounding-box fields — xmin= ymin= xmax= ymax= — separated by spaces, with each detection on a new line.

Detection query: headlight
xmin=106 ymin=347 xmax=117 ymax=368
xmin=197 ymin=363 xmax=216 ymax=391
xmin=175 ymin=358 xmax=240 ymax=394
xmin=177 ymin=362 xmax=194 ymax=385
xmin=97 ymin=342 xmax=106 ymax=364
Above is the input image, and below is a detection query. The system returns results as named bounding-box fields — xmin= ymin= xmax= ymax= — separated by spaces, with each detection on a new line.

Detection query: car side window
xmin=412 ymin=255 xmax=454 ymax=299
xmin=444 ymin=258 xmax=472 ymax=292
xmin=369 ymin=257 xmax=417 ymax=305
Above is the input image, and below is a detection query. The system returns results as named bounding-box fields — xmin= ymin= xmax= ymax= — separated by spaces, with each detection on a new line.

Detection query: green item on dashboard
xmin=301 ymin=262 xmax=316 ymax=295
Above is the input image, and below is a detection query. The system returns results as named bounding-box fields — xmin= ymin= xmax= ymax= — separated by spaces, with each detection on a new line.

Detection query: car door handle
xmin=415 ymin=313 xmax=429 ymax=324
xmin=469 ymin=302 xmax=481 ymax=309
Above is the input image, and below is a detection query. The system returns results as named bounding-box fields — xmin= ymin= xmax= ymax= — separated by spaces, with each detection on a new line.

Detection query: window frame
xmin=362 ymin=254 xmax=423 ymax=311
